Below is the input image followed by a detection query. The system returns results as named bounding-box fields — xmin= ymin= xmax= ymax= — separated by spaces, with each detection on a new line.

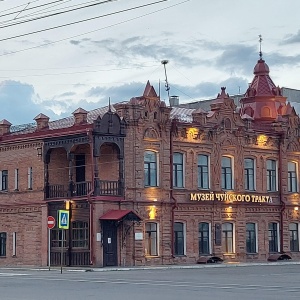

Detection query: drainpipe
xmin=170 ymin=120 xmax=178 ymax=257
xmin=87 ymin=129 xmax=95 ymax=265
xmin=279 ymin=132 xmax=285 ymax=253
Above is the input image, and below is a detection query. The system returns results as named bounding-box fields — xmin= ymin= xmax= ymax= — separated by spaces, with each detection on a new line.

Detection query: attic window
xmin=224 ymin=118 xmax=231 ymax=129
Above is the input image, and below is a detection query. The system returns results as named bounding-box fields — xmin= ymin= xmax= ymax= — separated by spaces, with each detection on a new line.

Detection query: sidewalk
xmin=1 ymin=260 xmax=300 ymax=273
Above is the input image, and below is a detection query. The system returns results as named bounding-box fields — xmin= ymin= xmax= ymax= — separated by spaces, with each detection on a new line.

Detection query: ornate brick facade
xmin=0 ymin=57 xmax=299 ymax=267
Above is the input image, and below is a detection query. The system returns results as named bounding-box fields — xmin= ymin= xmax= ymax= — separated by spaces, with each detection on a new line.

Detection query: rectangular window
xmin=221 ymin=157 xmax=233 ymax=190
xmin=1 ymin=170 xmax=8 ymax=191
xmin=28 ymin=167 xmax=33 ymax=189
xmin=288 ymin=162 xmax=297 ymax=193
xmin=72 ymin=221 xmax=89 ymax=248
xmin=0 ymin=232 xmax=7 ymax=256
xmin=51 ymin=229 xmax=68 ymax=248
xmin=244 ymin=158 xmax=255 ymax=191
xmin=14 ymin=169 xmax=19 ymax=190
xmin=246 ymin=223 xmax=257 ymax=253
xmin=145 ymin=222 xmax=158 ymax=256
xmin=174 ymin=222 xmax=185 ymax=256
xmin=289 ymin=223 xmax=299 ymax=252
xmin=198 ymin=155 xmax=209 ymax=189
xmin=199 ymin=222 xmax=210 ymax=255
xmin=222 ymin=223 xmax=234 ymax=253
xmin=268 ymin=222 xmax=279 ymax=252
xmin=266 ymin=160 xmax=277 ymax=192
xmin=173 ymin=153 xmax=184 ymax=188
xmin=144 ymin=151 xmax=158 ymax=187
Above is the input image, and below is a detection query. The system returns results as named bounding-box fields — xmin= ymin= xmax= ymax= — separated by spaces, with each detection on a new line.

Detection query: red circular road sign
xmin=47 ymin=216 xmax=56 ymax=229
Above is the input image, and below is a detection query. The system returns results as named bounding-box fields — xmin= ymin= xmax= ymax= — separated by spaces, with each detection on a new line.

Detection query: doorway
xmin=102 ymin=221 xmax=118 ymax=267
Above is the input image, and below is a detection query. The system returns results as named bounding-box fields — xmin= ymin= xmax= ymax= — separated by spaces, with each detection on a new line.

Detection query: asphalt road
xmin=0 ymin=264 xmax=300 ymax=300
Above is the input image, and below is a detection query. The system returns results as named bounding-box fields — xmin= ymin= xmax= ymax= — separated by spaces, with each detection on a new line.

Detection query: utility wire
xmin=0 ymin=0 xmax=113 ymax=26
xmin=0 ymin=0 xmax=190 ymax=44
xmin=0 ymin=0 xmax=64 ymax=16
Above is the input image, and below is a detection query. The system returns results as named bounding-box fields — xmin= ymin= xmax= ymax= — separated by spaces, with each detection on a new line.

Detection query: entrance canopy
xmin=99 ymin=210 xmax=142 ymax=222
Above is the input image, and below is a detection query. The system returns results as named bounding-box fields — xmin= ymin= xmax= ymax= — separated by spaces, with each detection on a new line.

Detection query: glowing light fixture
xmin=149 ymin=205 xmax=157 ymax=220
xmin=257 ymin=134 xmax=268 ymax=146
xmin=65 ymin=200 xmax=70 ymax=210
xmin=294 ymin=206 xmax=299 ymax=211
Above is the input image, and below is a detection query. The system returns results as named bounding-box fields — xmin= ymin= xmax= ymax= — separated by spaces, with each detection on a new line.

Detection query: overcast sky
xmin=1 ymin=0 xmax=300 ymax=125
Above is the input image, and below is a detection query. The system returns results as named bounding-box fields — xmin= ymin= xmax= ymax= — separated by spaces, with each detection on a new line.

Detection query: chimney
xmin=34 ymin=113 xmax=50 ymax=130
xmin=169 ymin=95 xmax=179 ymax=107
xmin=73 ymin=108 xmax=88 ymax=125
xmin=0 ymin=119 xmax=12 ymax=135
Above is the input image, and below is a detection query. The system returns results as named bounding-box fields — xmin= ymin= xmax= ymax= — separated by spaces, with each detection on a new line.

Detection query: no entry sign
xmin=47 ymin=216 xmax=56 ymax=229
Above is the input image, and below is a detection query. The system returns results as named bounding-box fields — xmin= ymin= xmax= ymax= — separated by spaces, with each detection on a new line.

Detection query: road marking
xmin=0 ymin=273 xmax=29 ymax=276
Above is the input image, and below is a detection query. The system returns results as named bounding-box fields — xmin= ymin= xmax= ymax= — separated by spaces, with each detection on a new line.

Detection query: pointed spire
xmin=108 ymin=97 xmax=111 ymax=112
xmin=259 ymin=34 xmax=263 ymax=60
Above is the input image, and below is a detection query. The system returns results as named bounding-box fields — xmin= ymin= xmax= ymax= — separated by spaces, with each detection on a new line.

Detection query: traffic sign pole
xmin=61 ymin=230 xmax=64 ymax=274
xmin=48 ymin=228 xmax=51 ymax=271
xmin=47 ymin=216 xmax=55 ymax=271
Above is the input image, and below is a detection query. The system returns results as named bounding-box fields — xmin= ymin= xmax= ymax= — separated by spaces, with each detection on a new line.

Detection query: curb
xmin=2 ymin=261 xmax=300 ymax=273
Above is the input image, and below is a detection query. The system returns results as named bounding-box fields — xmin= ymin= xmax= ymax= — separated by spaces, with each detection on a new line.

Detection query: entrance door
xmin=102 ymin=221 xmax=118 ymax=267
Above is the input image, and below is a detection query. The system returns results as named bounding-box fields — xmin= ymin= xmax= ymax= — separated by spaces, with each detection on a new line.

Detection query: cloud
xmin=169 ymin=76 xmax=249 ymax=103
xmin=282 ymin=30 xmax=300 ymax=44
xmin=69 ymin=36 xmax=203 ymax=66
xmin=0 ymin=80 xmax=63 ymax=125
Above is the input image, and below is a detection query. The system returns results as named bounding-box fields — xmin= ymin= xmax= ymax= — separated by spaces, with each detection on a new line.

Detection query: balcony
xmin=45 ymin=180 xmax=122 ymax=199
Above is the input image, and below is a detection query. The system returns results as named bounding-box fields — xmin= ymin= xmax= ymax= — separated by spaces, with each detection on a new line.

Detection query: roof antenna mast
xmin=259 ymin=34 xmax=263 ymax=60
xmin=161 ymin=60 xmax=170 ymax=105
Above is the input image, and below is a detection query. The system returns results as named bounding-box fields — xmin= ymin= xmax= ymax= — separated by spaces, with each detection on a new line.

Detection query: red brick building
xmin=0 ymin=56 xmax=300 ymax=267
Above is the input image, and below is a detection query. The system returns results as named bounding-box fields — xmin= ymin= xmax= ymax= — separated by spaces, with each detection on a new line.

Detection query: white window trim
xmin=255 ymin=223 xmax=259 ymax=253
xmin=183 ymin=222 xmax=187 ymax=256
xmin=0 ymin=170 xmax=2 ymax=190
xmin=232 ymin=222 xmax=236 ymax=253
xmin=276 ymin=161 xmax=279 ymax=192
xmin=14 ymin=169 xmax=19 ymax=191
xmin=209 ymin=223 xmax=212 ymax=255
xmin=28 ymin=167 xmax=33 ymax=189
xmin=277 ymin=222 xmax=280 ymax=252
xmin=12 ymin=232 xmax=16 ymax=256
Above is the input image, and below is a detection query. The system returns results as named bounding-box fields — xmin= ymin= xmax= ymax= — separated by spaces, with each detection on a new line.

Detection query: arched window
xmin=173 ymin=152 xmax=184 ymax=188
xmin=174 ymin=222 xmax=185 ymax=256
xmin=222 ymin=223 xmax=234 ymax=253
xmin=199 ymin=222 xmax=210 ymax=255
xmin=144 ymin=151 xmax=158 ymax=187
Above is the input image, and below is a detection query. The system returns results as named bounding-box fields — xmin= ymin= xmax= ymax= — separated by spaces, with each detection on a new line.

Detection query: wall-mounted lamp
xmin=149 ymin=205 xmax=157 ymax=220
xmin=228 ymin=206 xmax=232 ymax=209
xmin=294 ymin=206 xmax=299 ymax=211
xmin=65 ymin=200 xmax=70 ymax=210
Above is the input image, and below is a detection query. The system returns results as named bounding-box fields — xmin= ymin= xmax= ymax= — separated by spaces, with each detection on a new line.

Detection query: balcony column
xmin=93 ymin=154 xmax=100 ymax=195
xmin=44 ymin=152 xmax=50 ymax=199
xmin=68 ymin=152 xmax=75 ymax=197
xmin=118 ymin=153 xmax=124 ymax=196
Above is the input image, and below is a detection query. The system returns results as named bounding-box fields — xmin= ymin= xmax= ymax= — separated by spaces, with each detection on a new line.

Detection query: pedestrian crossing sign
xmin=58 ymin=210 xmax=69 ymax=229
